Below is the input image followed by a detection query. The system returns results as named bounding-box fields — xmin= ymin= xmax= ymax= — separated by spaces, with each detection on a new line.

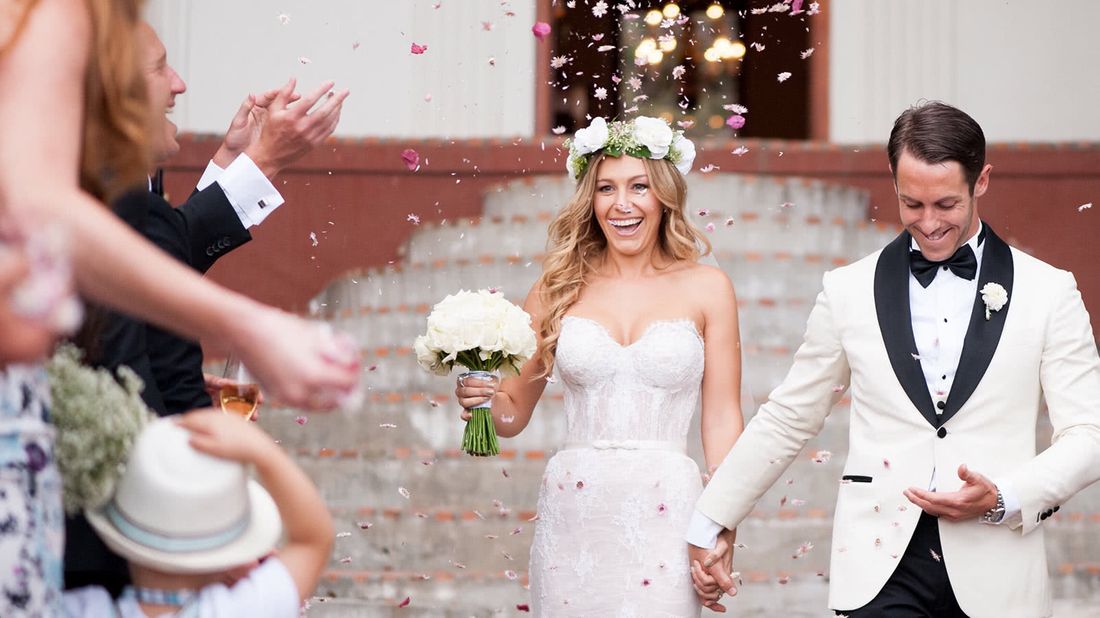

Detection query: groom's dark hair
xmin=887 ymin=101 xmax=986 ymax=194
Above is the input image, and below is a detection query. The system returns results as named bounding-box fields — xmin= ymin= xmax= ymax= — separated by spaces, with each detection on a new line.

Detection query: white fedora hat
xmin=86 ymin=418 xmax=282 ymax=573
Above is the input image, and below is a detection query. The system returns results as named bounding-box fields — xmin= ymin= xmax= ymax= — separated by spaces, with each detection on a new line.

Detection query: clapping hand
xmin=689 ymin=528 xmax=737 ymax=612
xmin=214 ymin=78 xmax=349 ymax=179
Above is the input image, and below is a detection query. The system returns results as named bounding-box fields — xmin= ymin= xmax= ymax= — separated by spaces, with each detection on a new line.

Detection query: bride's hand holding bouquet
xmin=414 ymin=289 xmax=537 ymax=456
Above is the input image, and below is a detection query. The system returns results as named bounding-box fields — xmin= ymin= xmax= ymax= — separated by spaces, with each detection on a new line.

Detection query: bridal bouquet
xmin=414 ymin=289 xmax=537 ymax=456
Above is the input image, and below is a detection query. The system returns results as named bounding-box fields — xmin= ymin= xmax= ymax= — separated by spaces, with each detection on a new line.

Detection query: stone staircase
xmin=260 ymin=172 xmax=1100 ymax=616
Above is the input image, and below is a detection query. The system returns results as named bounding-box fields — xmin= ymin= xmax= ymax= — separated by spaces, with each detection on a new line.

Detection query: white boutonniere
xmin=980 ymin=282 xmax=1008 ymax=320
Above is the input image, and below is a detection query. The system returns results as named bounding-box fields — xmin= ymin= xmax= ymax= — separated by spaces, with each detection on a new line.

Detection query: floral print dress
xmin=0 ymin=365 xmax=63 ymax=616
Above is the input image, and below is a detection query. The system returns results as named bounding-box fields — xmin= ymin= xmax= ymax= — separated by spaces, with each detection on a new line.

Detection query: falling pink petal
xmin=642 ymin=578 xmax=651 ymax=587
xmin=532 ymin=21 xmax=551 ymax=41
xmin=339 ymin=556 xmax=352 ymax=564
xmin=294 ymin=416 xmax=308 ymax=426
xmin=352 ymin=41 xmax=360 ymax=50
xmin=726 ymin=114 xmax=746 ymax=129
xmin=517 ymin=605 xmax=530 ymax=612
xmin=398 ymin=596 xmax=411 ymax=608
xmin=407 ymin=213 xmax=421 ymax=225
xmin=700 ymin=164 xmax=718 ymax=173
xmin=778 ymin=71 xmax=792 ymax=82
xmin=398 ymin=486 xmax=411 ymax=499
xmin=504 ymin=569 xmax=518 ymax=580
xmin=883 ymin=458 xmax=891 ymax=469
xmin=697 ymin=208 xmax=710 ymax=216
xmin=401 ymin=149 xmax=420 ymax=171
xmin=576 ymin=480 xmax=585 ymax=489
xmin=705 ymin=223 xmax=716 ymax=232
xmin=410 ymin=42 xmax=428 ymax=55
xmin=298 ymin=56 xmax=311 ymax=64
xmin=379 ymin=423 xmax=397 ymax=429
xmin=791 ymin=0 xmax=805 ymax=13
xmin=357 ymin=521 xmax=373 ymax=529
xmin=502 ymin=468 xmax=510 ymax=478
xmin=482 ymin=21 xmax=494 ymax=31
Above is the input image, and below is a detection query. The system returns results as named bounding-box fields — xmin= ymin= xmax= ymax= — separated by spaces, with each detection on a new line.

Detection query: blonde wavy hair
xmin=80 ymin=0 xmax=150 ymax=202
xmin=533 ymin=153 xmax=710 ymax=377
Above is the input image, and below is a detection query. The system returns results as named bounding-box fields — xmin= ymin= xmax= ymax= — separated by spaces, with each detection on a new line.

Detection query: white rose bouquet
xmin=414 ymin=289 xmax=537 ymax=456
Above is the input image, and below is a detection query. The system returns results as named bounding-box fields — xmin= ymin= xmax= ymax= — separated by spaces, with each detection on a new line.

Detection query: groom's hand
xmin=689 ymin=529 xmax=737 ymax=611
xmin=903 ymin=464 xmax=998 ymax=521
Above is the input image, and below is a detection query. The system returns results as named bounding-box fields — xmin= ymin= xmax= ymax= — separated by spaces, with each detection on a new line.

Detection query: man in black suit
xmin=64 ymin=21 xmax=349 ymax=594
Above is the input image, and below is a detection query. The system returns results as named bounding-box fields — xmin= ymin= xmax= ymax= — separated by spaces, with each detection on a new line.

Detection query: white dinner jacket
xmin=696 ymin=225 xmax=1100 ymax=617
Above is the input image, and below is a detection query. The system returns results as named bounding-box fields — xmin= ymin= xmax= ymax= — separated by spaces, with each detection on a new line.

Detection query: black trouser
xmin=836 ymin=512 xmax=969 ymax=617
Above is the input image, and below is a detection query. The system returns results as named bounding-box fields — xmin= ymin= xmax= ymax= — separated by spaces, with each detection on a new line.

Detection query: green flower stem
xmin=462 ymin=407 xmax=500 ymax=457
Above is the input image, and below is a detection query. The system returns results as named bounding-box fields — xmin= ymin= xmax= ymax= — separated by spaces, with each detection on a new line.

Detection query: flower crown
xmin=563 ymin=116 xmax=696 ymax=181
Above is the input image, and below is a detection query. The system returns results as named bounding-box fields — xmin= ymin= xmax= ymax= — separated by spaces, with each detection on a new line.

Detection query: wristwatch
xmin=981 ymin=489 xmax=1006 ymax=524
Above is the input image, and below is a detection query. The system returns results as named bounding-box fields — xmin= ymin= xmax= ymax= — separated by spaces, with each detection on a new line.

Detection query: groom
xmin=687 ymin=102 xmax=1100 ymax=616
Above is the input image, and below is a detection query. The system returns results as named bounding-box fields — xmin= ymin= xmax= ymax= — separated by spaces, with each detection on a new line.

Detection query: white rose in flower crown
xmin=632 ymin=116 xmax=674 ymax=159
xmin=572 ymin=117 xmax=609 ymax=156
xmin=671 ymin=132 xmax=696 ymax=175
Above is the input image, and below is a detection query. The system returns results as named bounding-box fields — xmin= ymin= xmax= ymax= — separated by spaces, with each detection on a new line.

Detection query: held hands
xmin=903 ymin=464 xmax=998 ymax=521
xmin=454 ymin=374 xmax=499 ymax=421
xmin=689 ymin=529 xmax=737 ymax=612
xmin=215 ymin=78 xmax=350 ymax=179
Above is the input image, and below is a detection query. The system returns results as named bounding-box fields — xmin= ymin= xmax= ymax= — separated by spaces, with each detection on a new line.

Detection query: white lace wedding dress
xmin=530 ymin=316 xmax=705 ymax=617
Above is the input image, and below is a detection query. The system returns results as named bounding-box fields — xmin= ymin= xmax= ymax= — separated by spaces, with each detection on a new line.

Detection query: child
xmin=63 ymin=410 xmax=334 ymax=616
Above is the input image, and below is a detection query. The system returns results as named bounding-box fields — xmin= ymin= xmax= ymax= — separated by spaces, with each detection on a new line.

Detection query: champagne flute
xmin=220 ymin=355 xmax=261 ymax=421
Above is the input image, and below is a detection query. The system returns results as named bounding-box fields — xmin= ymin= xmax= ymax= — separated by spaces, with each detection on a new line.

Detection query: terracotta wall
xmin=166 ymin=136 xmax=1100 ymax=333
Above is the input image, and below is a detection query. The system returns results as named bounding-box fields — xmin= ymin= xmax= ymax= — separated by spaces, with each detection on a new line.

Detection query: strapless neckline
xmin=561 ymin=315 xmax=702 ymax=349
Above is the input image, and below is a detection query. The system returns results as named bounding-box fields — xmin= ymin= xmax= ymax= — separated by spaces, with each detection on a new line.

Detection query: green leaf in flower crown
xmin=604 ymin=145 xmax=622 ymax=157
xmin=627 ymin=145 xmax=653 ymax=159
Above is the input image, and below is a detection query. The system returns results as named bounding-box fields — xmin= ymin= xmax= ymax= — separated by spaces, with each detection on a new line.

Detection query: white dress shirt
xmin=686 ymin=224 xmax=1019 ymax=549
xmin=195 ymin=153 xmax=285 ymax=228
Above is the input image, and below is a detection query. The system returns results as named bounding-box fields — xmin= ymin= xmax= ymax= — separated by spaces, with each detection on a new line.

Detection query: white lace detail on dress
xmin=529 ymin=317 xmax=705 ymax=617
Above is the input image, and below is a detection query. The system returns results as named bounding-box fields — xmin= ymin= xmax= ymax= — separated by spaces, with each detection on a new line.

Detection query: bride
xmin=455 ymin=116 xmax=743 ymax=615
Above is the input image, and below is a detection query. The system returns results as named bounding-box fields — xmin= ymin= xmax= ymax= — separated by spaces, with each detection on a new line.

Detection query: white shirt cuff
xmin=988 ymin=478 xmax=1022 ymax=526
xmin=215 ymin=153 xmax=285 ymax=228
xmin=685 ymin=509 xmax=725 ymax=549
xmin=196 ymin=160 xmax=224 ymax=191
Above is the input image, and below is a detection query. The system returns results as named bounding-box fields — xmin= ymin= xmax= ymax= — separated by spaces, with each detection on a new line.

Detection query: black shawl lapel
xmin=940 ymin=224 xmax=1013 ymax=425
xmin=874 ymin=231 xmax=938 ymax=427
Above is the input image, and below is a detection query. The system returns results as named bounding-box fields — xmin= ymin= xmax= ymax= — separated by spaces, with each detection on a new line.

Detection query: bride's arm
xmin=697 ymin=266 xmax=744 ymax=472
xmin=455 ymin=284 xmax=548 ymax=438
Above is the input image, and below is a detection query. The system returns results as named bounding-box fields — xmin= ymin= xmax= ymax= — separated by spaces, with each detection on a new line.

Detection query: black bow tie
xmin=909 ymin=243 xmax=977 ymax=288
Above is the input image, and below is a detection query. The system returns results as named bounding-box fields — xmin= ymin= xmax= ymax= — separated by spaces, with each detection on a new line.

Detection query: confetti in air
xmin=410 ymin=42 xmax=428 ymax=55
xmin=532 ymin=22 xmax=551 ymax=41
xmin=592 ymin=0 xmax=609 ymax=17
xmin=1079 ymin=202 xmax=1093 ymax=212
xmin=277 ymin=13 xmax=290 ymax=25
xmin=401 ymin=149 xmax=420 ymax=171
xmin=778 ymin=71 xmax=792 ymax=82
xmin=298 ymin=56 xmax=311 ymax=65
xmin=294 ymin=416 xmax=308 ymax=426
xmin=726 ymin=114 xmax=746 ymax=130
